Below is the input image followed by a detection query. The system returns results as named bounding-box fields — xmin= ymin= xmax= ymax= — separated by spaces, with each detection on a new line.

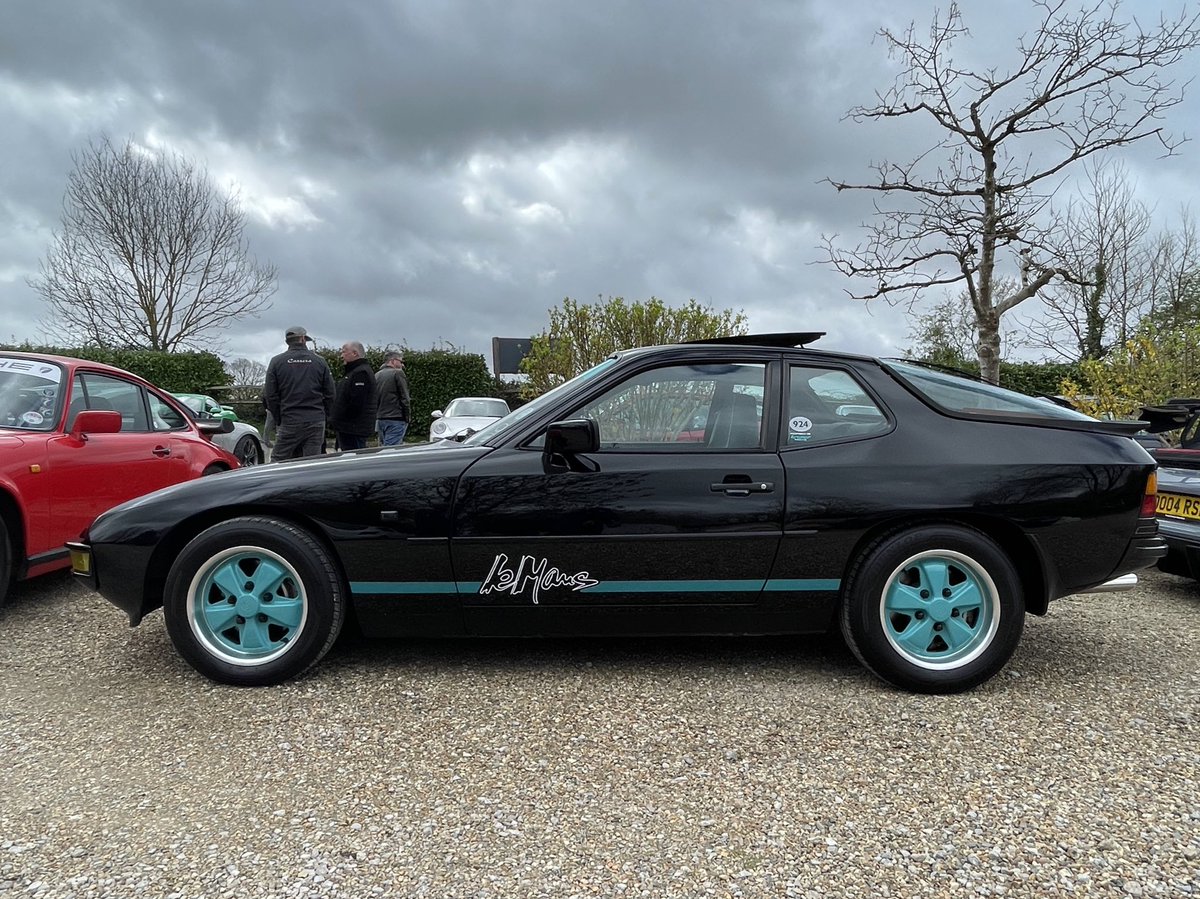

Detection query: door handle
xmin=152 ymin=446 xmax=171 ymax=457
xmin=710 ymin=481 xmax=773 ymax=496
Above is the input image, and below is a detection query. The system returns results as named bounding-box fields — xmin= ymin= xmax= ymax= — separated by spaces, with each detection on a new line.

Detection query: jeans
xmin=377 ymin=419 xmax=408 ymax=446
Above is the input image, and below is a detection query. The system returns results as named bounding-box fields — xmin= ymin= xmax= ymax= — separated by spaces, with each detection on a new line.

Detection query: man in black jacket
xmin=263 ymin=326 xmax=336 ymax=461
xmin=331 ymin=340 xmax=378 ymax=451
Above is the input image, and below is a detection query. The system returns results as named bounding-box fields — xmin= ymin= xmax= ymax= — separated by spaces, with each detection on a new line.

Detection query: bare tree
xmin=822 ymin=0 xmax=1200 ymax=383
xmin=1144 ymin=210 xmax=1200 ymax=329
xmin=224 ymin=357 xmax=269 ymax=401
xmin=32 ymin=136 xmax=276 ymax=351
xmin=1023 ymin=160 xmax=1154 ymax=361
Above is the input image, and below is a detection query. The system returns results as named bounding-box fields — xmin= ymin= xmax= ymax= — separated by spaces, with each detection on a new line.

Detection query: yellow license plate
xmin=1156 ymin=492 xmax=1200 ymax=520
xmin=69 ymin=548 xmax=91 ymax=575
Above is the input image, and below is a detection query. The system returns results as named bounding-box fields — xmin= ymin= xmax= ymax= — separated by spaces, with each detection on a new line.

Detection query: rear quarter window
xmin=885 ymin=361 xmax=1096 ymax=422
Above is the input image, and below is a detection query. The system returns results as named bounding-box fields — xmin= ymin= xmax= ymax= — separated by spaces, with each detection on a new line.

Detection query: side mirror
xmin=70 ymin=410 xmax=122 ymax=439
xmin=544 ymin=419 xmax=599 ymax=456
xmin=196 ymin=418 xmax=234 ymax=435
xmin=431 ymin=410 xmax=444 ymax=419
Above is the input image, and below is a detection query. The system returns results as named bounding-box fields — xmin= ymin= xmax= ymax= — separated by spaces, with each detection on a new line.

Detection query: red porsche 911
xmin=0 ymin=352 xmax=239 ymax=605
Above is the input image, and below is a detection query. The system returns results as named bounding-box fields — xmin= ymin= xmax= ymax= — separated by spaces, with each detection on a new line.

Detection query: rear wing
xmin=1139 ymin=399 xmax=1200 ymax=443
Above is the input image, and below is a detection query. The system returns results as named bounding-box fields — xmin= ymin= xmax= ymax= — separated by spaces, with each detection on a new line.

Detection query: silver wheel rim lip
xmin=879 ymin=547 xmax=1001 ymax=671
xmin=186 ymin=544 xmax=308 ymax=667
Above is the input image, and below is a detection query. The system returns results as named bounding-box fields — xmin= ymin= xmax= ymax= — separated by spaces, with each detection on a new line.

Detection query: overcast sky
xmin=2 ymin=0 xmax=1198 ymax=372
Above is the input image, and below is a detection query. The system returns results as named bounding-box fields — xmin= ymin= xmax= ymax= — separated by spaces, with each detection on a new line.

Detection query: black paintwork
xmin=76 ymin=341 xmax=1166 ymax=634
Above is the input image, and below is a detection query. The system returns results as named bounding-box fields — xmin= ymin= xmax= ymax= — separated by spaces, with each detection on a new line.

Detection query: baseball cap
xmin=285 ymin=325 xmax=313 ymax=342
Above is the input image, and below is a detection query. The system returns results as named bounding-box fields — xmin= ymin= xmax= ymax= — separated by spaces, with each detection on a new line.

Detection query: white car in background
xmin=430 ymin=396 xmax=511 ymax=441
xmin=172 ymin=393 xmax=265 ymax=466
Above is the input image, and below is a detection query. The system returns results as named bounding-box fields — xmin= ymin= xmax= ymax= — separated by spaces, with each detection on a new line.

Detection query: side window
xmin=148 ymin=392 xmax=188 ymax=431
xmin=570 ymin=362 xmax=767 ymax=450
xmin=78 ymin=374 xmax=150 ymax=432
xmin=786 ymin=366 xmax=888 ymax=446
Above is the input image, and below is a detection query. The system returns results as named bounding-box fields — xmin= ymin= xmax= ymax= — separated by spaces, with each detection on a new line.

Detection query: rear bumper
xmin=1156 ymin=517 xmax=1200 ymax=579
xmin=1113 ymin=526 xmax=1167 ymax=575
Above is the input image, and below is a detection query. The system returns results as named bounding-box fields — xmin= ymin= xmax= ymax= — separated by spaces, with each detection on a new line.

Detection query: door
xmin=48 ymin=373 xmax=186 ymax=542
xmin=452 ymin=359 xmax=785 ymax=635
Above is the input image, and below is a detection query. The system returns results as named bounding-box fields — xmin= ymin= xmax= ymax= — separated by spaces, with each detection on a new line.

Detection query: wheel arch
xmin=140 ymin=506 xmax=349 ymax=618
xmin=842 ymin=512 xmax=1050 ymax=615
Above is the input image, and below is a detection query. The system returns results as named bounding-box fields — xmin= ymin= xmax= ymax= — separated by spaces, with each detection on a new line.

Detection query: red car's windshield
xmin=0 ymin=356 xmax=65 ymax=431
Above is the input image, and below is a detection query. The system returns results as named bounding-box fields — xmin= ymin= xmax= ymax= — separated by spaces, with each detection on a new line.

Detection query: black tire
xmin=840 ymin=524 xmax=1024 ymax=693
xmin=0 ymin=517 xmax=12 ymax=608
xmin=201 ymin=464 xmax=227 ymax=476
xmin=233 ymin=434 xmax=261 ymax=467
xmin=163 ymin=517 xmax=346 ymax=686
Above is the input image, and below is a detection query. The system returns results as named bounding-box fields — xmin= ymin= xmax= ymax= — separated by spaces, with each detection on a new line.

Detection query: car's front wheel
xmin=233 ymin=434 xmax=262 ymax=466
xmin=163 ymin=517 xmax=346 ymax=686
xmin=840 ymin=524 xmax=1024 ymax=693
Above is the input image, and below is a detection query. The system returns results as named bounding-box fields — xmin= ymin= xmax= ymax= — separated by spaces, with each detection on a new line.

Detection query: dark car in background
xmin=1153 ymin=464 xmax=1200 ymax=580
xmin=0 ymin=352 xmax=238 ymax=606
xmin=69 ymin=333 xmax=1163 ymax=693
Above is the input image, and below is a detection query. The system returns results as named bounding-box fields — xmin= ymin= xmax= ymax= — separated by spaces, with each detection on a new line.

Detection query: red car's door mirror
xmin=70 ymin=409 xmax=122 ymax=439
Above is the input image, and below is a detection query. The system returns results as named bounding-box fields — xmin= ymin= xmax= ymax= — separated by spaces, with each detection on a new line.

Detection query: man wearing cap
xmin=375 ymin=350 xmax=411 ymax=446
xmin=263 ymin=326 xmax=336 ymax=461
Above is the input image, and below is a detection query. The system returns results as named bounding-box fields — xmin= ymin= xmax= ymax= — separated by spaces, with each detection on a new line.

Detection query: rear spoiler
xmin=1139 ymin=400 xmax=1200 ymax=434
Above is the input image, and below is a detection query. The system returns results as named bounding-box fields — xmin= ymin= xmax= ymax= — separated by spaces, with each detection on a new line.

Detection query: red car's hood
xmin=0 ymin=433 xmax=30 ymax=449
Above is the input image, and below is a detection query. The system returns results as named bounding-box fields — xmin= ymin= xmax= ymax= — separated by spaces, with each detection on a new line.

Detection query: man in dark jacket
xmin=263 ymin=325 xmax=336 ymax=461
xmin=375 ymin=350 xmax=411 ymax=446
xmin=330 ymin=340 xmax=378 ymax=451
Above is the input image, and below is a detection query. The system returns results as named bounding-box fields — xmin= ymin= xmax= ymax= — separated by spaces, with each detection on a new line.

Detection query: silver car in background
xmin=172 ymin=393 xmax=265 ymax=466
xmin=430 ymin=396 xmax=510 ymax=441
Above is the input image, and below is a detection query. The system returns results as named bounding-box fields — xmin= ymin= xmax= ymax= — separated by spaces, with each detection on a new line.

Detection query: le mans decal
xmin=479 ymin=553 xmax=598 ymax=604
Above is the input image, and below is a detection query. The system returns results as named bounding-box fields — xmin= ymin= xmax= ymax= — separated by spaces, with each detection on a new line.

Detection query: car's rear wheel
xmin=233 ymin=434 xmax=261 ymax=467
xmin=0 ymin=517 xmax=12 ymax=608
xmin=840 ymin=524 xmax=1024 ymax=693
xmin=163 ymin=517 xmax=345 ymax=686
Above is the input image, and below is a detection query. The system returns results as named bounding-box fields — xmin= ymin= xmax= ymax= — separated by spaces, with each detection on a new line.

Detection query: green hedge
xmin=318 ymin=346 xmax=498 ymax=441
xmin=0 ymin=342 xmax=229 ymax=394
xmin=919 ymin=358 xmax=1085 ymax=396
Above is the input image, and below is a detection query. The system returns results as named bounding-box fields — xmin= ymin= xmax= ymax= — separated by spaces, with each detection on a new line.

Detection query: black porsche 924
xmin=69 ymin=333 xmax=1165 ymax=693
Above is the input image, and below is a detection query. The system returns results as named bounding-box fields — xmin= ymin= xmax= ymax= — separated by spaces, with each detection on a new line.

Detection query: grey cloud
xmin=1 ymin=0 xmax=1197 ymax=368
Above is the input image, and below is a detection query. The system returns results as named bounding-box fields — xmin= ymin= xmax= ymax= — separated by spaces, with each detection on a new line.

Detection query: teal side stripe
xmin=350 ymin=581 xmax=458 ymax=594
xmin=588 ymin=580 xmax=763 ymax=593
xmin=765 ymin=579 xmax=841 ymax=591
xmin=352 ymin=578 xmax=841 ymax=595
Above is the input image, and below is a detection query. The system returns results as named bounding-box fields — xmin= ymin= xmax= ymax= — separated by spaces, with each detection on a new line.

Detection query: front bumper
xmin=66 ymin=540 xmax=154 ymax=625
xmin=66 ymin=541 xmax=97 ymax=590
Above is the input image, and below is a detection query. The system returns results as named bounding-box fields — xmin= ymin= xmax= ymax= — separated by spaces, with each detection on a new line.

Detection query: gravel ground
xmin=0 ymin=568 xmax=1197 ymax=898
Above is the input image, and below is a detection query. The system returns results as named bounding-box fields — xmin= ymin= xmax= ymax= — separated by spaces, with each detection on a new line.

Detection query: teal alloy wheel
xmin=880 ymin=549 xmax=999 ymax=669
xmin=164 ymin=517 xmax=345 ymax=686
xmin=840 ymin=523 xmax=1024 ymax=693
xmin=186 ymin=546 xmax=308 ymax=665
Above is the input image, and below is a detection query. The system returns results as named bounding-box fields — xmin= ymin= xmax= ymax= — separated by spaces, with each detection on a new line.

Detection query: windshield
xmin=886 ymin=360 xmax=1096 ymax=421
xmin=174 ymin=394 xmax=204 ymax=414
xmin=446 ymin=398 xmax=510 ymax=418
xmin=0 ymin=356 xmax=65 ymax=431
xmin=461 ymin=357 xmax=621 ymax=446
